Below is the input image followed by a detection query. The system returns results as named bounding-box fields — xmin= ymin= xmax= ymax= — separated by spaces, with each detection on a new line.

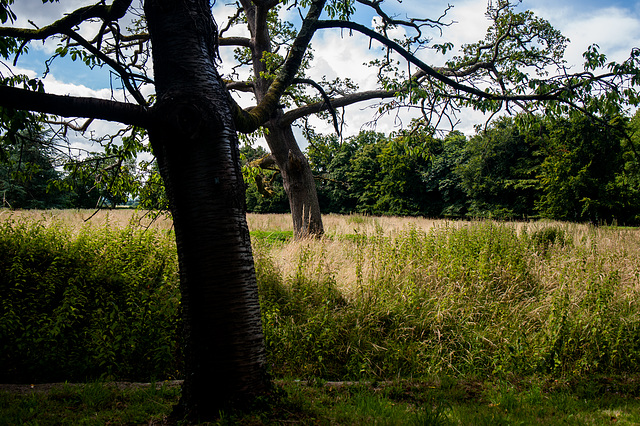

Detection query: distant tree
xmin=0 ymin=124 xmax=69 ymax=209
xmin=346 ymin=138 xmax=384 ymax=214
xmin=418 ymin=130 xmax=469 ymax=218
xmin=241 ymin=144 xmax=289 ymax=213
xmin=369 ymin=130 xmax=432 ymax=215
xmin=305 ymin=132 xmax=345 ymax=212
xmin=535 ymin=114 xmax=637 ymax=223
xmin=222 ymin=0 xmax=640 ymax=236
xmin=137 ymin=160 xmax=169 ymax=211
xmin=619 ymin=111 xmax=640 ymax=222
xmin=310 ymin=128 xmax=469 ymax=217
xmin=308 ymin=131 xmax=388 ymax=213
xmin=60 ymin=152 xmax=135 ymax=209
xmin=456 ymin=117 xmax=541 ymax=219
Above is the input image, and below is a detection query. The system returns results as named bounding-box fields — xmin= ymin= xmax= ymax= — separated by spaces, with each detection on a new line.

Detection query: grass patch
xmin=250 ymin=229 xmax=294 ymax=244
xmin=257 ymin=221 xmax=640 ymax=380
xmin=0 ymin=381 xmax=180 ymax=425
xmin=4 ymin=376 xmax=640 ymax=424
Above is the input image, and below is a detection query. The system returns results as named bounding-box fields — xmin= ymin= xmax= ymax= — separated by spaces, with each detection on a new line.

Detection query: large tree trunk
xmin=265 ymin=117 xmax=324 ymax=238
xmin=240 ymin=0 xmax=324 ymax=237
xmin=145 ymin=0 xmax=269 ymax=419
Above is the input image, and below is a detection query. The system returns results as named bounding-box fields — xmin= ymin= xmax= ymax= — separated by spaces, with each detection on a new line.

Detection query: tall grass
xmin=1 ymin=209 xmax=639 ymax=383
xmin=254 ymin=218 xmax=640 ymax=380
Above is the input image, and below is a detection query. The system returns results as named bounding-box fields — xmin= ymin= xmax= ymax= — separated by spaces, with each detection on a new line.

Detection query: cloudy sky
xmin=286 ymin=0 xmax=640 ymax=137
xmin=4 ymin=0 xmax=640 ymax=146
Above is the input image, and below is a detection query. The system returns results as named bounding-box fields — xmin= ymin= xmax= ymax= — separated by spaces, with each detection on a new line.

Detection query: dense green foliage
xmin=0 ymin=217 xmax=180 ymax=382
xmin=536 ymin=115 xmax=640 ymax=223
xmin=301 ymin=113 xmax=640 ymax=224
xmin=2 ymin=109 xmax=630 ymax=220
xmin=0 ymin=126 xmax=71 ymax=209
xmin=0 ymin=119 xmax=137 ymax=209
xmin=241 ymin=144 xmax=290 ymax=213
xmin=3 ymin=214 xmax=639 ymax=385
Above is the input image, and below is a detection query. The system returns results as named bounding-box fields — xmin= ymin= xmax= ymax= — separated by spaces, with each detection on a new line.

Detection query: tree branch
xmin=291 ymin=78 xmax=341 ymax=134
xmin=0 ymin=86 xmax=150 ymax=128
xmin=281 ymin=89 xmax=396 ymax=125
xmin=63 ymin=29 xmax=149 ymax=105
xmin=313 ymin=19 xmax=619 ymax=107
xmin=232 ymin=0 xmax=327 ymax=133
xmin=227 ymin=80 xmax=255 ymax=92
xmin=219 ymin=36 xmax=252 ymax=47
xmin=0 ymin=0 xmax=133 ymax=40
xmin=314 ymin=20 xmax=513 ymax=101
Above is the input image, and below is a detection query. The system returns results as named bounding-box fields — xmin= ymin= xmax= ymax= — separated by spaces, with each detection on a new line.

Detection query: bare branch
xmin=313 ymin=19 xmax=624 ymax=106
xmin=63 ymin=29 xmax=149 ymax=105
xmin=291 ymin=78 xmax=341 ymax=135
xmin=357 ymin=0 xmax=454 ymax=41
xmin=281 ymin=89 xmax=396 ymax=125
xmin=227 ymin=80 xmax=255 ymax=92
xmin=0 ymin=86 xmax=150 ymax=128
xmin=219 ymin=36 xmax=253 ymax=47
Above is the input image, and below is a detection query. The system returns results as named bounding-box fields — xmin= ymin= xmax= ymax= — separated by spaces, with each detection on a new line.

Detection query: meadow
xmin=2 ymin=209 xmax=640 ymax=424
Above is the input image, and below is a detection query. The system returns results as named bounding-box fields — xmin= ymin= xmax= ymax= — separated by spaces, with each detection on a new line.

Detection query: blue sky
xmin=4 ymin=0 xmax=640 ymax=138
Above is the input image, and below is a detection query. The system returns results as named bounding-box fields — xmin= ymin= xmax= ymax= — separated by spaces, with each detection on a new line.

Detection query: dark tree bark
xmin=265 ymin=115 xmax=324 ymax=237
xmin=144 ymin=0 xmax=269 ymax=418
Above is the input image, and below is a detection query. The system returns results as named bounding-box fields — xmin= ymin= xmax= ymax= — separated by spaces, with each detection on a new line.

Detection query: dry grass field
xmin=0 ymin=207 xmax=580 ymax=234
xmin=0 ymin=208 xmax=174 ymax=231
xmin=2 ymin=208 xmax=638 ymax=300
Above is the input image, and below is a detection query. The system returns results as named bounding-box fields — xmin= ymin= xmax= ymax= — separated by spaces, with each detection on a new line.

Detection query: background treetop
xmin=2 ymin=0 xmax=639 ymax=139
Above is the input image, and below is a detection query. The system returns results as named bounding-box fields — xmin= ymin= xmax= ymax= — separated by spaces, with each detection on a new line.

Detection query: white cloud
xmin=308 ymin=30 xmax=379 ymax=89
xmin=297 ymin=1 xmax=496 ymax=140
xmin=10 ymin=1 xmax=123 ymax=55
xmin=8 ymin=64 xmax=126 ymax=100
xmin=529 ymin=3 xmax=640 ymax=66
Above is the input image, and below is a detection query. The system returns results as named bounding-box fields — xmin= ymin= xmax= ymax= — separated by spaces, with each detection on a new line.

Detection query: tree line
xmin=245 ymin=112 xmax=640 ymax=225
xmin=6 ymin=110 xmax=640 ymax=227
xmin=0 ymin=123 xmax=137 ymax=210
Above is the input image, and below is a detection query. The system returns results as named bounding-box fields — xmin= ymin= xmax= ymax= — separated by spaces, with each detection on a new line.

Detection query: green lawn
xmin=3 ymin=376 xmax=640 ymax=425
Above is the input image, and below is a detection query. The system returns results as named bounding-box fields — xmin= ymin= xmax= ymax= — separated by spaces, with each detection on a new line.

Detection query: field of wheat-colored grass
xmin=0 ymin=208 xmax=174 ymax=231
xmin=0 ymin=208 xmax=587 ymax=233
xmin=2 ymin=209 xmax=637 ymax=300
